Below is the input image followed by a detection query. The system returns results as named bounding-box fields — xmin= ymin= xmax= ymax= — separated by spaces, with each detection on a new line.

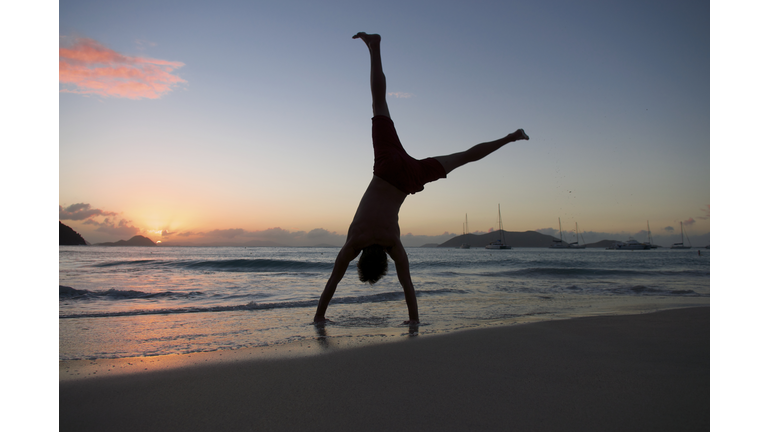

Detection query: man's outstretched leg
xmin=434 ymin=129 xmax=529 ymax=175
xmin=354 ymin=32 xmax=390 ymax=118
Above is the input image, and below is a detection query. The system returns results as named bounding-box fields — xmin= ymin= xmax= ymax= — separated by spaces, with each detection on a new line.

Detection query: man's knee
xmin=434 ymin=153 xmax=468 ymax=175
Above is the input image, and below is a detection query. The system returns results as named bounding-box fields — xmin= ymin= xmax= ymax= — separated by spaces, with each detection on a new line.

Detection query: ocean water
xmin=59 ymin=246 xmax=709 ymax=361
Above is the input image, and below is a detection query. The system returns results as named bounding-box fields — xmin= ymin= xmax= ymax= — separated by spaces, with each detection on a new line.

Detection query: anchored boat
xmin=485 ymin=204 xmax=511 ymax=249
xmin=670 ymin=221 xmax=692 ymax=249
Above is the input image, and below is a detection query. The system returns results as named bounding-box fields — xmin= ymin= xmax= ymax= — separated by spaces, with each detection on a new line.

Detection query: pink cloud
xmin=682 ymin=217 xmax=696 ymax=226
xmin=388 ymin=92 xmax=413 ymax=99
xmin=59 ymin=37 xmax=186 ymax=99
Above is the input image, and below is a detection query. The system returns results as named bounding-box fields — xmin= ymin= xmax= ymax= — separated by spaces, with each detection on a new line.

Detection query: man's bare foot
xmin=509 ymin=129 xmax=529 ymax=141
xmin=353 ymin=32 xmax=381 ymax=46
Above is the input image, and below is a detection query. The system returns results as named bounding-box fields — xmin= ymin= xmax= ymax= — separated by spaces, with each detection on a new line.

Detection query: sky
xmin=7 ymin=2 xmax=768 ymax=424
xmin=56 ymin=0 xmax=710 ymax=246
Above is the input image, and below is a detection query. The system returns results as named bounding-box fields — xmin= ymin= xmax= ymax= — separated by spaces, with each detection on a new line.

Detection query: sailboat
xmin=568 ymin=222 xmax=586 ymax=249
xmin=642 ymin=221 xmax=659 ymax=249
xmin=549 ymin=218 xmax=569 ymax=248
xmin=670 ymin=221 xmax=692 ymax=249
xmin=460 ymin=214 xmax=471 ymax=249
xmin=485 ymin=204 xmax=512 ymax=249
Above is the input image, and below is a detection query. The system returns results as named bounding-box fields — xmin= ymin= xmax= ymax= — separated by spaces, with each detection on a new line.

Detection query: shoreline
xmin=59 ymin=303 xmax=707 ymax=381
xmin=60 ymin=306 xmax=709 ymax=431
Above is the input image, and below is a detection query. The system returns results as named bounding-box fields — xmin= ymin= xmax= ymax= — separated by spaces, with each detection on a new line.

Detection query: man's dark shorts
xmin=372 ymin=116 xmax=446 ymax=195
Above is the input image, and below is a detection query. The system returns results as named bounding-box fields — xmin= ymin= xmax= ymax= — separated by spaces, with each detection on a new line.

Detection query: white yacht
xmin=614 ymin=238 xmax=651 ymax=250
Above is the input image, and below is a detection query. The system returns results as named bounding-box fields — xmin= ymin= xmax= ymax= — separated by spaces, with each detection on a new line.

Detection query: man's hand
xmin=389 ymin=241 xmax=420 ymax=324
xmin=314 ymin=243 xmax=360 ymax=322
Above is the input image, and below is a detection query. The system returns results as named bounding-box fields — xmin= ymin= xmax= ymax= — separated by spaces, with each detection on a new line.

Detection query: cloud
xmin=535 ymin=227 xmax=559 ymax=237
xmin=178 ymin=227 xmax=455 ymax=247
xmin=59 ymin=36 xmax=186 ymax=99
xmin=664 ymin=226 xmax=675 ymax=232
xmin=682 ymin=218 xmax=696 ymax=226
xmin=84 ymin=217 xmax=140 ymax=237
xmin=307 ymin=228 xmax=331 ymax=238
xmin=59 ymin=203 xmax=117 ymax=220
xmin=260 ymin=227 xmax=301 ymax=239
xmin=388 ymin=92 xmax=413 ymax=99
xmin=203 ymin=228 xmax=249 ymax=239
xmin=60 ymin=202 xmax=143 ymax=240
xmin=192 ymin=227 xmax=343 ymax=245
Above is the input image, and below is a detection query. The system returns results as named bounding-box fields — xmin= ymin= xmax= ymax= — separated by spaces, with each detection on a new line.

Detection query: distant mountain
xmin=59 ymin=222 xmax=87 ymax=245
xmin=95 ymin=235 xmax=157 ymax=247
xmin=439 ymin=230 xmax=559 ymax=248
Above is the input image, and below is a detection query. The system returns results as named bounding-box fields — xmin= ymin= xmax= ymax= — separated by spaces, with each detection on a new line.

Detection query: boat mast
xmin=576 ymin=222 xmax=580 ymax=245
xmin=681 ymin=221 xmax=692 ymax=247
xmin=647 ymin=220 xmax=652 ymax=245
xmin=558 ymin=217 xmax=563 ymax=241
xmin=498 ymin=204 xmax=505 ymax=244
xmin=680 ymin=221 xmax=684 ymax=245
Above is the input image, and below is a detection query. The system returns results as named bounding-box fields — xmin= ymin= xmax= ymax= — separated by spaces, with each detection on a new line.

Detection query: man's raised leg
xmin=354 ymin=32 xmax=390 ymax=118
xmin=434 ymin=129 xmax=529 ymax=175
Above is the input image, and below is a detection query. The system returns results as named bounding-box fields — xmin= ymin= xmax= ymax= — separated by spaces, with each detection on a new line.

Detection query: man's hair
xmin=357 ymin=244 xmax=389 ymax=284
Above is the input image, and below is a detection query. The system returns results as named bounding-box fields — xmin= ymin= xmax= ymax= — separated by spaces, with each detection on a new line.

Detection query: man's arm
xmin=388 ymin=241 xmax=419 ymax=324
xmin=314 ymin=243 xmax=359 ymax=323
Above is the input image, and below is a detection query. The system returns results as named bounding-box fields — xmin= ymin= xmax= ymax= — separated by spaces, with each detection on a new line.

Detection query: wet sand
xmin=60 ymin=307 xmax=709 ymax=431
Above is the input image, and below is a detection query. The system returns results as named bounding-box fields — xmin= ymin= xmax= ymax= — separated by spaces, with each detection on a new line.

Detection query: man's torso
xmin=345 ymin=175 xmax=406 ymax=250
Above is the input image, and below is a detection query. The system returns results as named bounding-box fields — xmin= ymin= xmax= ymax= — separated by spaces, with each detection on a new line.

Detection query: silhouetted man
xmin=314 ymin=33 xmax=529 ymax=324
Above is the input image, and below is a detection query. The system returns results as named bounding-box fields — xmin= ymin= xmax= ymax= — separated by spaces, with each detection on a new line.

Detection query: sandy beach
xmin=60 ymin=307 xmax=709 ymax=431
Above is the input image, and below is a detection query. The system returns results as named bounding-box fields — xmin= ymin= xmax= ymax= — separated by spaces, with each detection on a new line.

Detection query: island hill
xmin=59 ymin=221 xmax=88 ymax=245
xmin=59 ymin=222 xmax=157 ymax=246
xmin=435 ymin=230 xmax=616 ymax=248
xmin=95 ymin=235 xmax=157 ymax=247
